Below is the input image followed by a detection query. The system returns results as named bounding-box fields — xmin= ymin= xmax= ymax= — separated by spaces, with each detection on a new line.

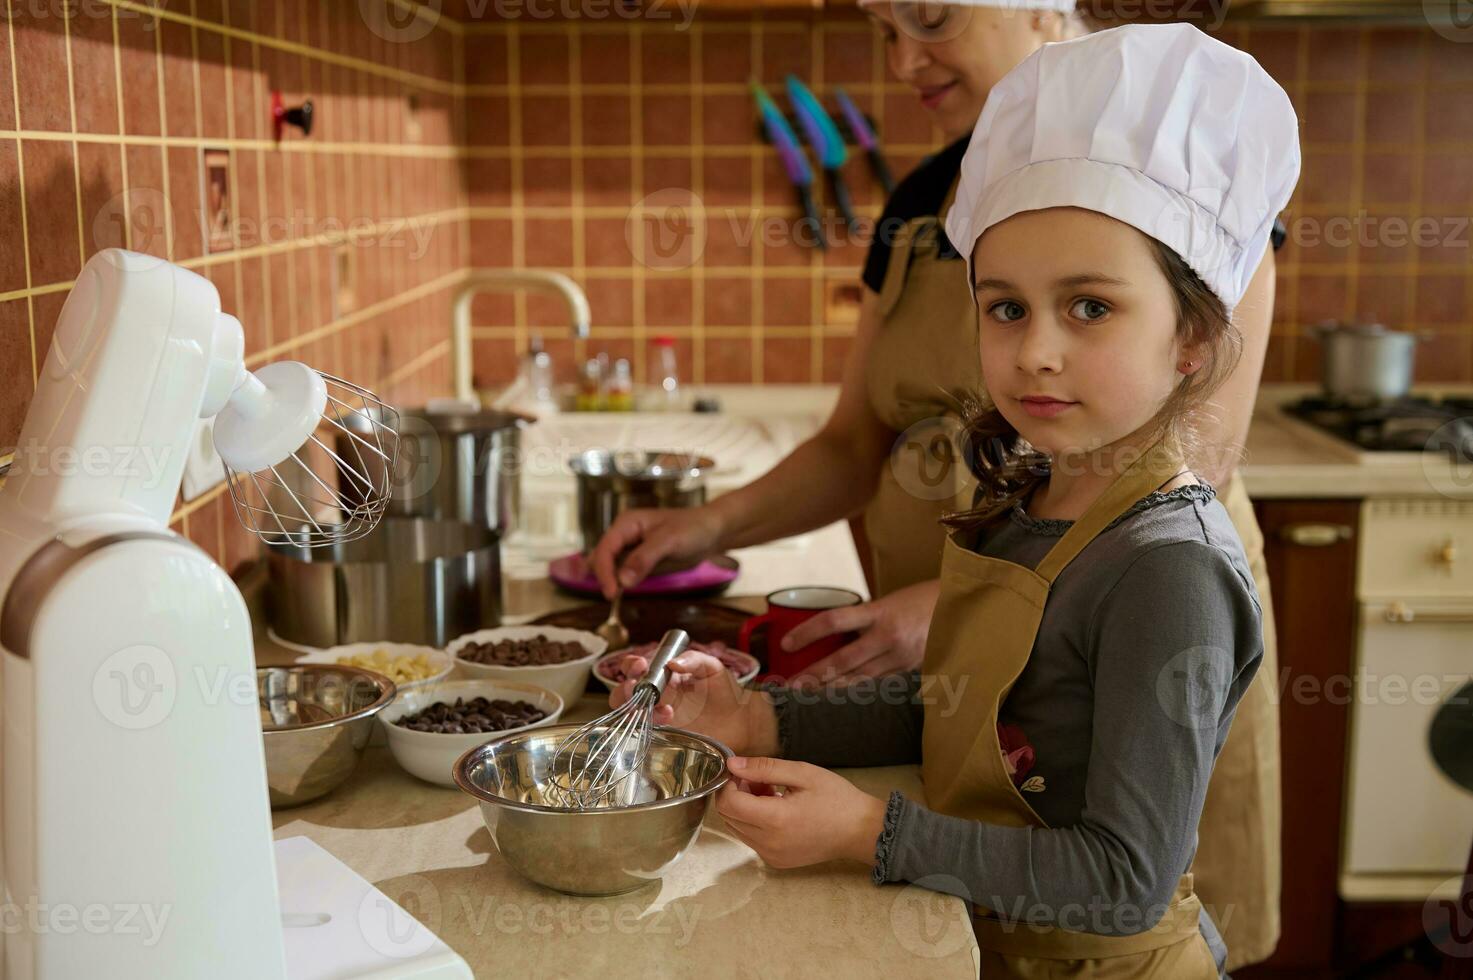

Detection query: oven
xmin=1341 ymin=498 xmax=1473 ymax=901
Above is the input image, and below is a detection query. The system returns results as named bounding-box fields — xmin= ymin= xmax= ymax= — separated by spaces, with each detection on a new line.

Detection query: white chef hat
xmin=857 ymin=0 xmax=1078 ymax=13
xmin=944 ymin=23 xmax=1301 ymax=312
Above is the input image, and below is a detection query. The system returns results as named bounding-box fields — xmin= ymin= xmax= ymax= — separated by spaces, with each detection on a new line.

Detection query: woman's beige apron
xmin=864 ymin=176 xmax=1282 ymax=968
xmin=921 ymin=442 xmax=1219 ymax=977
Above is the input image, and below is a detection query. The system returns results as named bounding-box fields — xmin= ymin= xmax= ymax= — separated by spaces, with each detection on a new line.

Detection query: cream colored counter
xmin=265 ymin=691 xmax=980 ymax=979
xmin=1240 ymin=385 xmax=1473 ymax=500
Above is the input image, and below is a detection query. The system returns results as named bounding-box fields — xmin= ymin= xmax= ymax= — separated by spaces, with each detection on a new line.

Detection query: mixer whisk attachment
xmin=544 ymin=629 xmax=691 ymax=810
xmin=214 ymin=362 xmax=399 ymax=549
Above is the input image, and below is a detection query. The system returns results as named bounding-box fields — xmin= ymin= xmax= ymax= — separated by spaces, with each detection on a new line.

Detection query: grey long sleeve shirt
xmin=769 ymin=484 xmax=1263 ymax=973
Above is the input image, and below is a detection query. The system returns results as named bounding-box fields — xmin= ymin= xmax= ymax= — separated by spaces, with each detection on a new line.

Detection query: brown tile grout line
xmin=154 ymin=3 xmax=174 ymax=261
xmin=472 ymin=324 xmax=855 ymax=338
xmin=571 ymin=27 xmax=589 ymax=376
xmin=1408 ymin=30 xmax=1429 ymax=370
xmin=809 ymin=20 xmax=823 ymax=385
xmin=6 ymin=0 xmax=38 ymax=385
xmin=277 ymin=2 xmax=298 ymax=351
xmin=1343 ymin=33 xmax=1368 ymax=335
xmin=103 ymin=0 xmax=461 ymax=96
xmin=0 ymin=128 xmax=465 ymax=158
xmin=455 ymin=26 xmax=470 ymax=292
xmin=463 ymin=78 xmax=1473 ymax=97
xmin=252 ymin=25 xmax=274 ymax=350
xmin=111 ymin=4 xmax=131 ymax=252
xmin=244 ymin=266 xmax=466 ymax=366
xmin=0 ymin=208 xmax=470 ymax=305
xmin=62 ymin=0 xmax=85 ymax=277
xmin=630 ymin=26 xmax=646 ymax=383
xmin=213 ymin=0 xmax=241 ymax=566
xmin=509 ymin=24 xmax=528 ymax=369
xmin=692 ymin=24 xmax=704 ymax=384
xmin=752 ymin=23 xmax=764 ymax=383
xmin=299 ymin=0 xmax=321 ymax=369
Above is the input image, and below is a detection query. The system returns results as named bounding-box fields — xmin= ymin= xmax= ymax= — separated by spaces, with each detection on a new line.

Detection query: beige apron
xmin=863 ymin=184 xmax=979 ymax=599
xmin=863 ymin=174 xmax=1282 ymax=967
xmin=920 ymin=442 xmax=1219 ymax=977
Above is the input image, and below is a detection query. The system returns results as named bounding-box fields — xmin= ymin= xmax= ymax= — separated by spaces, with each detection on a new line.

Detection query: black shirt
xmin=860 ymin=136 xmax=1288 ymax=296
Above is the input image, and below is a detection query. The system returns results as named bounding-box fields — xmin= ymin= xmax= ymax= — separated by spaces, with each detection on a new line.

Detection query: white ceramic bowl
xmin=378 ymin=679 xmax=565 ymax=787
xmin=592 ymin=646 xmax=760 ymax=692
xmin=293 ymin=642 xmax=454 ymax=695
xmin=446 ymin=626 xmax=607 ymax=708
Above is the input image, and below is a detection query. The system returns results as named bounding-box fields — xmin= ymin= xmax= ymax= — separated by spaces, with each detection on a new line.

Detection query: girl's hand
xmin=782 ymin=580 xmax=940 ymax=689
xmin=610 ymin=652 xmax=779 ymax=757
xmin=589 ymin=506 xmax=725 ymax=599
xmin=715 ymin=757 xmax=888 ymax=869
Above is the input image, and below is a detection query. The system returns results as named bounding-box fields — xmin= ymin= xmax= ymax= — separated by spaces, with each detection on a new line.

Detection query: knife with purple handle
xmin=836 ymin=88 xmax=894 ymax=196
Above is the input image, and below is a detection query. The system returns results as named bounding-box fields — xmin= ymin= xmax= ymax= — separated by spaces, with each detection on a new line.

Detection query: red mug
xmin=738 ymin=587 xmax=863 ymax=681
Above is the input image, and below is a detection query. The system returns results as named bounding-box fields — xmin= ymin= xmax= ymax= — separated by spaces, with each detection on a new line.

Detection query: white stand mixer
xmin=0 ymin=250 xmax=466 ymax=978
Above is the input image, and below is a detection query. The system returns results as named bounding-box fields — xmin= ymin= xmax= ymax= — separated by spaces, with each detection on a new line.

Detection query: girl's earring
xmin=1180 ymin=359 xmax=1198 ymax=374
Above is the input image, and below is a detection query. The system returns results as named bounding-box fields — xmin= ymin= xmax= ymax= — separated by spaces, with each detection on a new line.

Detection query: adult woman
xmin=592 ymin=3 xmax=1284 ymax=969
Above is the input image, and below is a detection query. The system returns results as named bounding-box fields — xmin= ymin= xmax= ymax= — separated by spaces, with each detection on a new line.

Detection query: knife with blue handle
xmin=752 ymin=83 xmax=826 ymax=250
xmin=785 ymin=75 xmax=858 ymax=232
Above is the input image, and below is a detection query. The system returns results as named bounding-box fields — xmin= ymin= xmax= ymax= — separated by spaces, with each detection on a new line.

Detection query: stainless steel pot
xmin=567 ymin=449 xmax=713 ymax=555
xmin=267 ymin=517 xmax=501 ymax=648
xmin=339 ymin=405 xmax=524 ymax=535
xmin=1312 ymin=320 xmax=1428 ymax=403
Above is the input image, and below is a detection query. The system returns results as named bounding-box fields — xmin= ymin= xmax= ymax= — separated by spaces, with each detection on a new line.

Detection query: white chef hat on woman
xmin=944 ymin=23 xmax=1301 ymax=312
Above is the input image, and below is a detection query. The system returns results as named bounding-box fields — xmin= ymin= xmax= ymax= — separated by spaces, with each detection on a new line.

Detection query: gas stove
xmin=1284 ymin=394 xmax=1473 ymax=460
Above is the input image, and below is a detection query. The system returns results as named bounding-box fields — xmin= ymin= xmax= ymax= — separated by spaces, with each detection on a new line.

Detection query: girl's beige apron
xmin=921 ymin=443 xmax=1219 ymax=977
xmin=864 ymin=178 xmax=1281 ymax=968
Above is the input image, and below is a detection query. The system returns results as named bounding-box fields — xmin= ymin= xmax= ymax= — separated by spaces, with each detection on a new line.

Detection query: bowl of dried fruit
xmin=377 ymin=679 xmax=565 ymax=787
xmin=294 ymin=642 xmax=454 ymax=696
xmin=446 ymin=626 xmax=607 ymax=708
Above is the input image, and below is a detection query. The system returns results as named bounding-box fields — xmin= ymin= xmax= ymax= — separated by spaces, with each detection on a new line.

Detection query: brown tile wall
xmin=1 ymin=0 xmax=466 ymax=577
xmin=462 ymin=16 xmax=1473 ymax=389
xmin=4 ymin=1 xmax=1473 ymax=579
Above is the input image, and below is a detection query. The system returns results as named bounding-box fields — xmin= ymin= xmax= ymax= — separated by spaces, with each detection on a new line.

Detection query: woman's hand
xmin=589 ymin=506 xmax=726 ymax=599
xmin=716 ymin=757 xmax=888 ymax=869
xmin=782 ymin=579 xmax=940 ymax=688
xmin=610 ymin=651 xmax=779 ymax=757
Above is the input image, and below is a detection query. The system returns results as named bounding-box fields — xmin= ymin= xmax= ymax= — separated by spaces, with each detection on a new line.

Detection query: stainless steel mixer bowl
xmin=452 ymin=724 xmax=732 ymax=895
xmin=266 ymin=516 xmax=501 ymax=648
xmin=258 ymin=665 xmax=396 ymax=809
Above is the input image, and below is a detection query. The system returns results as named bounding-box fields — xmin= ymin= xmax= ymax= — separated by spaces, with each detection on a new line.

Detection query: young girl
xmin=613 ymin=23 xmax=1299 ymax=977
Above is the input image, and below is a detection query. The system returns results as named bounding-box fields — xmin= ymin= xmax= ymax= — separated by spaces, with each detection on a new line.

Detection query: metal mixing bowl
xmin=453 ymin=724 xmax=732 ymax=895
xmin=258 ymin=665 xmax=396 ymax=809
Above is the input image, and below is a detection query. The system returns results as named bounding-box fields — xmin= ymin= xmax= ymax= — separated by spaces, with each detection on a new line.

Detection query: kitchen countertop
xmin=1239 ymin=384 xmax=1473 ymax=499
xmin=262 ymin=682 xmax=980 ymax=978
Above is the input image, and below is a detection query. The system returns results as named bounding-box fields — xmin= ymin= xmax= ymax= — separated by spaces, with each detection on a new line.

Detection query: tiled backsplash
xmin=463 ymin=16 xmax=1473 ymax=390
xmin=3 ymin=2 xmax=1472 ymax=577
xmin=1 ymin=0 xmax=466 ymax=575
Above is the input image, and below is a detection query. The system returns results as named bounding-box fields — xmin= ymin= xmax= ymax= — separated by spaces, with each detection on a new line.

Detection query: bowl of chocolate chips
xmin=378 ymin=679 xmax=565 ymax=787
xmin=446 ymin=626 xmax=607 ymax=708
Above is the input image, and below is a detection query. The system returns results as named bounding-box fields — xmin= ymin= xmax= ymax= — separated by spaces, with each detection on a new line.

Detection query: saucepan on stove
xmin=1310 ymin=319 xmax=1431 ymax=403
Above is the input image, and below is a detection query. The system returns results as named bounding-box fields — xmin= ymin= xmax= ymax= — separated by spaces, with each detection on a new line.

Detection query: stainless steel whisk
xmin=545 ymin=629 xmax=690 ymax=810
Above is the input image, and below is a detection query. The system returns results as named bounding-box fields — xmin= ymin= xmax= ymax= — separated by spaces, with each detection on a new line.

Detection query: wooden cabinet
xmin=1241 ymin=499 xmax=1361 ymax=979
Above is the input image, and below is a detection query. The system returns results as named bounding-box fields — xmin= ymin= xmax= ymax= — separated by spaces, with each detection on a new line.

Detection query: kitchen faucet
xmin=451 ymin=270 xmax=591 ymax=404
